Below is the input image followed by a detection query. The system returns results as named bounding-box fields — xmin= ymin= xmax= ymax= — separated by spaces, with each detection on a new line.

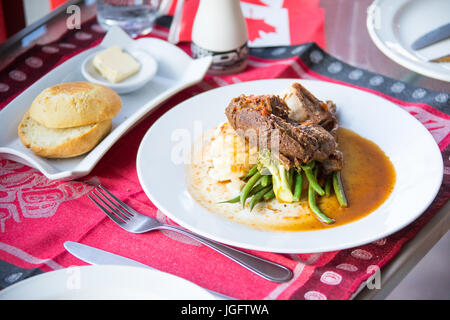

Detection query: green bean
xmin=325 ymin=175 xmax=332 ymax=196
xmin=249 ymin=183 xmax=266 ymax=196
xmin=292 ymin=170 xmax=303 ymax=202
xmin=219 ymin=179 xmax=269 ymax=204
xmin=261 ymin=174 xmax=271 ymax=187
xmin=306 ymin=166 xmax=334 ymax=224
xmin=263 ymin=189 xmax=275 ymax=201
xmin=249 ymin=186 xmax=273 ymax=211
xmin=218 ymin=195 xmax=240 ymax=204
xmin=242 ymin=165 xmax=258 ymax=180
xmin=301 ymin=162 xmax=325 ymax=196
xmin=240 ymin=171 xmax=261 ymax=207
xmin=332 ymin=171 xmax=348 ymax=207
xmin=308 ymin=183 xmax=335 ymax=224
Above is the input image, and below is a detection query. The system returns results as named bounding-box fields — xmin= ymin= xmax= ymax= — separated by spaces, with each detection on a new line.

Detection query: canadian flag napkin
xmin=168 ymin=0 xmax=326 ymax=48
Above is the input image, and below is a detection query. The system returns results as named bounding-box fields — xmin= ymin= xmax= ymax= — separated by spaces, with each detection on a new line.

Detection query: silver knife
xmin=411 ymin=22 xmax=450 ymax=50
xmin=63 ymin=241 xmax=232 ymax=299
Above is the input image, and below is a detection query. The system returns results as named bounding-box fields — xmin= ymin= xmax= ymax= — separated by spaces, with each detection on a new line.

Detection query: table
xmin=0 ymin=0 xmax=448 ymax=300
xmin=319 ymin=0 xmax=450 ymax=299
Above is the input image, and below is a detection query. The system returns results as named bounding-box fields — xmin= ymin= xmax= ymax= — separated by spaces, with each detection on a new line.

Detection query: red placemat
xmin=0 ymin=16 xmax=448 ymax=300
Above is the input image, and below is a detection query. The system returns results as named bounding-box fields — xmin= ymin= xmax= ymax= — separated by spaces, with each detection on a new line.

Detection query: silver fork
xmin=88 ymin=185 xmax=293 ymax=283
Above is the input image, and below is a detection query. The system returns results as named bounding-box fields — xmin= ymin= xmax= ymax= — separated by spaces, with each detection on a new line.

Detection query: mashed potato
xmin=207 ymin=122 xmax=257 ymax=184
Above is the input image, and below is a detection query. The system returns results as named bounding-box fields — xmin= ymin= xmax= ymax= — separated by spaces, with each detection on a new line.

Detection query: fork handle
xmin=158 ymin=224 xmax=293 ymax=283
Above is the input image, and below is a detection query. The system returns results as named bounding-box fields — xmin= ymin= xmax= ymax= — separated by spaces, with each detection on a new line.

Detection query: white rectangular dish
xmin=0 ymin=27 xmax=212 ymax=180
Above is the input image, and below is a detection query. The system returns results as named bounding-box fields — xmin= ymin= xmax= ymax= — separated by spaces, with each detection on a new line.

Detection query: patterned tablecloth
xmin=0 ymin=14 xmax=448 ymax=300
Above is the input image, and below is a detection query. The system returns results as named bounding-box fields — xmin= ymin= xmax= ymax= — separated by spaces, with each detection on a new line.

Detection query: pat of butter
xmin=93 ymin=46 xmax=140 ymax=83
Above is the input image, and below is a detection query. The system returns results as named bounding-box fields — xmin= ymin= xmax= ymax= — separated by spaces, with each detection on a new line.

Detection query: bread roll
xmin=18 ymin=112 xmax=112 ymax=158
xmin=28 ymin=81 xmax=121 ymax=128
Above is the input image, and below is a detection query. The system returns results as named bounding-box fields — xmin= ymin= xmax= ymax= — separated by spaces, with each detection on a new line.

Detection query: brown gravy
xmin=303 ymin=127 xmax=396 ymax=230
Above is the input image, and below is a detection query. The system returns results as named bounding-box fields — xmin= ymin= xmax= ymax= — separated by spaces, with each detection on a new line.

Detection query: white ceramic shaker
xmin=191 ymin=0 xmax=249 ymax=75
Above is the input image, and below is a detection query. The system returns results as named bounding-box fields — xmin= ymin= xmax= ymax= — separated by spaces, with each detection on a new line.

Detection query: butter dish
xmin=82 ymin=43 xmax=157 ymax=94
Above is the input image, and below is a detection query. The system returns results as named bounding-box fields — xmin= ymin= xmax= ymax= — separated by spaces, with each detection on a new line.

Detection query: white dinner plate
xmin=0 ymin=26 xmax=211 ymax=180
xmin=367 ymin=0 xmax=450 ymax=82
xmin=136 ymin=79 xmax=443 ymax=253
xmin=0 ymin=265 xmax=216 ymax=300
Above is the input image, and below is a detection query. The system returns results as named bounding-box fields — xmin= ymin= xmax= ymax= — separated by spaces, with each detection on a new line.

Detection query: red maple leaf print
xmin=245 ymin=17 xmax=277 ymax=41
xmin=241 ymin=0 xmax=269 ymax=6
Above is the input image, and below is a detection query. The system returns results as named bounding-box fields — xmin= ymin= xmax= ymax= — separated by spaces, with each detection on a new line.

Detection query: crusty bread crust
xmin=18 ymin=112 xmax=112 ymax=158
xmin=28 ymin=81 xmax=121 ymax=128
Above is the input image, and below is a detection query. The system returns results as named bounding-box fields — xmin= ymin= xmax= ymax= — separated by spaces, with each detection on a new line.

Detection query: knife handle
xmin=158 ymin=224 xmax=293 ymax=283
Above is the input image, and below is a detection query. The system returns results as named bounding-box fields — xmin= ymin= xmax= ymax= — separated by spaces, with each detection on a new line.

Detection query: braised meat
xmin=282 ymin=82 xmax=338 ymax=136
xmin=225 ymin=93 xmax=342 ymax=172
xmin=321 ymin=150 xmax=343 ymax=173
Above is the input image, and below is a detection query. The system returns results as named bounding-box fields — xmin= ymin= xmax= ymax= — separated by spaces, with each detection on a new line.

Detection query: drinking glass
xmin=96 ymin=0 xmax=161 ymax=37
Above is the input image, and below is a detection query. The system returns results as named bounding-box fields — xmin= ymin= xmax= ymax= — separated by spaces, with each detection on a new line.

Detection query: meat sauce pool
xmin=314 ymin=128 xmax=396 ymax=230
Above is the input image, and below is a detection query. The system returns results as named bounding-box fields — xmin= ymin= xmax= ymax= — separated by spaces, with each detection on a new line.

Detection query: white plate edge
xmin=0 ymin=265 xmax=217 ymax=300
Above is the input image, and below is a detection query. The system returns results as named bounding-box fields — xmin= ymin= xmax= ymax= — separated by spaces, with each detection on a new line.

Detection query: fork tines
xmin=88 ymin=185 xmax=134 ymax=225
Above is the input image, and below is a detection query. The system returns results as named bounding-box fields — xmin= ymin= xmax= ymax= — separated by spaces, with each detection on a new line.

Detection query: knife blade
xmin=63 ymin=241 xmax=232 ymax=300
xmin=411 ymin=22 xmax=450 ymax=50
xmin=64 ymin=241 xmax=152 ymax=269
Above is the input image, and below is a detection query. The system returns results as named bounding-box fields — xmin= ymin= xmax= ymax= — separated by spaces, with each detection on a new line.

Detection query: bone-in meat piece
xmin=282 ymin=82 xmax=338 ymax=136
xmin=225 ymin=94 xmax=342 ymax=173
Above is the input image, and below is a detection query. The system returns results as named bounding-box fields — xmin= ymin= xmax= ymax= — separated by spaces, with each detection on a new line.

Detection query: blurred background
xmin=0 ymin=0 xmax=448 ymax=300
xmin=0 ymin=0 xmax=66 ymax=43
xmin=24 ymin=0 xmax=53 ymax=25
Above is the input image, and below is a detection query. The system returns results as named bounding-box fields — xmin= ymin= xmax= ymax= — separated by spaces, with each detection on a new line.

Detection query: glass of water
xmin=97 ymin=0 xmax=162 ymax=37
